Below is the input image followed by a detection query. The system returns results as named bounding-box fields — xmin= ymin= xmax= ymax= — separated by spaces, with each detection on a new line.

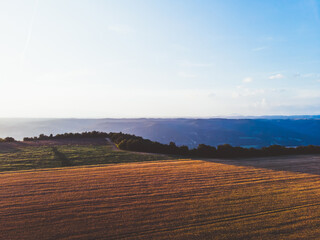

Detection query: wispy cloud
xmin=107 ymin=24 xmax=134 ymax=34
xmin=243 ymin=77 xmax=253 ymax=83
xmin=294 ymin=72 xmax=320 ymax=80
xmin=269 ymin=73 xmax=285 ymax=80
xmin=36 ymin=69 xmax=93 ymax=84
xmin=178 ymin=72 xmax=197 ymax=78
xmin=233 ymin=87 xmax=265 ymax=98
xmin=303 ymin=73 xmax=316 ymax=78
xmin=265 ymin=36 xmax=274 ymax=41
xmin=271 ymin=88 xmax=286 ymax=93
xmin=20 ymin=0 xmax=39 ymax=68
xmin=295 ymin=89 xmax=320 ymax=99
xmin=180 ymin=61 xmax=214 ymax=67
xmin=252 ymin=46 xmax=267 ymax=52
xmin=302 ymin=73 xmax=319 ymax=78
xmin=260 ymin=36 xmax=287 ymax=43
xmin=208 ymin=92 xmax=216 ymax=98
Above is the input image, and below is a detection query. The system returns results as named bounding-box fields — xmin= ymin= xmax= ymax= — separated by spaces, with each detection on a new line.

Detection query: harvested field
xmin=1 ymin=159 xmax=320 ymax=239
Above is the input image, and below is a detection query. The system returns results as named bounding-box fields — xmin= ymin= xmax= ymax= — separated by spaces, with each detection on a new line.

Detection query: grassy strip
xmin=0 ymin=143 xmax=174 ymax=172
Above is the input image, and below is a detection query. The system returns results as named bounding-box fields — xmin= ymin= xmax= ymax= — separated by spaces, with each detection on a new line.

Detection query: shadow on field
xmin=52 ymin=147 xmax=73 ymax=167
xmin=201 ymin=155 xmax=320 ymax=176
xmin=0 ymin=142 xmax=22 ymax=153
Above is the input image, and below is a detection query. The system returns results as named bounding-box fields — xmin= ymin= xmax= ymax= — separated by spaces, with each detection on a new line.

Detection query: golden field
xmin=1 ymin=158 xmax=320 ymax=239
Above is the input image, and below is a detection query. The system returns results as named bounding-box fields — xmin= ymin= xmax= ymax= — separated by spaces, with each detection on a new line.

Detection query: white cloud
xmin=253 ymin=98 xmax=267 ymax=108
xmin=269 ymin=73 xmax=285 ymax=79
xmin=107 ymin=24 xmax=134 ymax=34
xmin=243 ymin=77 xmax=253 ymax=83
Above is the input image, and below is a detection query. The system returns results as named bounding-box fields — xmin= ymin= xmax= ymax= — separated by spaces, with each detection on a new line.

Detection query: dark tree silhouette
xmin=19 ymin=131 xmax=320 ymax=159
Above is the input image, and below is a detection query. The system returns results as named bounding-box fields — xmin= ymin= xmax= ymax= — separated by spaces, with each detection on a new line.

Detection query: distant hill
xmin=1 ymin=117 xmax=320 ymax=148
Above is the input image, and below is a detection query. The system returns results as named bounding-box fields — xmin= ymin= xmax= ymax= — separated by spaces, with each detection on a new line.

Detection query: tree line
xmin=22 ymin=131 xmax=320 ymax=158
xmin=0 ymin=137 xmax=16 ymax=142
xmin=23 ymin=131 xmax=109 ymax=141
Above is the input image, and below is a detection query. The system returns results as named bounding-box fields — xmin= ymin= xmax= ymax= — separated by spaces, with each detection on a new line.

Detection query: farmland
xmin=1 ymin=157 xmax=320 ymax=239
xmin=0 ymin=139 xmax=173 ymax=172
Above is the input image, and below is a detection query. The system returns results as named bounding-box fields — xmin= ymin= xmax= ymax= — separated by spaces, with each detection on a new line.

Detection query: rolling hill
xmin=1 ymin=117 xmax=320 ymax=148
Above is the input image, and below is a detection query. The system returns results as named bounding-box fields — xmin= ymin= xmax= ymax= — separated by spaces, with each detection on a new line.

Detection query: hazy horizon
xmin=1 ymin=0 xmax=319 ymax=118
xmin=2 ymin=114 xmax=320 ymax=120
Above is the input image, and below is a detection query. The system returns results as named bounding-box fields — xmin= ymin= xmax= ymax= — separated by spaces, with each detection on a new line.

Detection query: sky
xmin=0 ymin=0 xmax=320 ymax=118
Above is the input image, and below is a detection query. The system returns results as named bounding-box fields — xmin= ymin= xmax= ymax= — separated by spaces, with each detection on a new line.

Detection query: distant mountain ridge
xmin=1 ymin=117 xmax=320 ymax=148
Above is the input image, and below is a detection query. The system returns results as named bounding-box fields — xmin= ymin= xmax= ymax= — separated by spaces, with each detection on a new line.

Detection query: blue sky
xmin=0 ymin=0 xmax=319 ymax=117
